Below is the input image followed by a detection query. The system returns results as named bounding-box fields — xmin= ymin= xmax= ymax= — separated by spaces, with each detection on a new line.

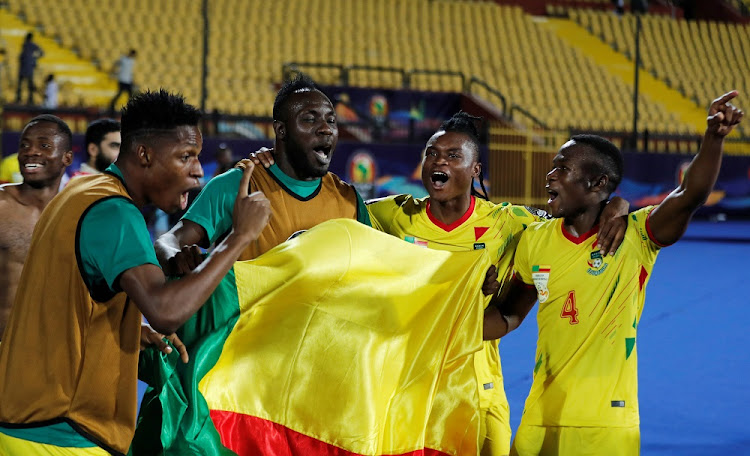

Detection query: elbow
xmin=144 ymin=314 xmax=180 ymax=336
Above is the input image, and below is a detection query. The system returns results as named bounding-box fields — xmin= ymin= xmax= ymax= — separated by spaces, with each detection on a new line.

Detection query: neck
xmin=273 ymin=143 xmax=318 ymax=181
xmin=428 ymin=194 xmax=473 ymax=226
xmin=563 ymin=200 xmax=606 ymax=237
xmin=18 ymin=179 xmax=62 ymax=209
xmin=116 ymin=159 xmax=146 ymax=208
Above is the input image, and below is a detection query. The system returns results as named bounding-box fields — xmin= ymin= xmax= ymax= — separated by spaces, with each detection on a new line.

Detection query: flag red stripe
xmin=210 ymin=410 xmax=452 ymax=456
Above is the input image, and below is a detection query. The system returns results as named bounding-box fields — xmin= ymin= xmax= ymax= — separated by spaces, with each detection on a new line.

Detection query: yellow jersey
xmin=367 ymin=194 xmax=541 ymax=411
xmin=513 ymin=206 xmax=662 ymax=428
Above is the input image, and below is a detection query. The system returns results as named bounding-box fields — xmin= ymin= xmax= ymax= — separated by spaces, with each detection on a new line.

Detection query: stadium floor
xmin=502 ymin=220 xmax=750 ymax=455
xmin=137 ymin=220 xmax=750 ymax=454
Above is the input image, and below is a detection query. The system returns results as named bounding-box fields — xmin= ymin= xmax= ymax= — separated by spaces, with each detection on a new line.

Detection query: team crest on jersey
xmin=404 ymin=236 xmax=428 ymax=248
xmin=531 ymin=265 xmax=551 ymax=303
xmin=586 ymin=247 xmax=609 ymax=276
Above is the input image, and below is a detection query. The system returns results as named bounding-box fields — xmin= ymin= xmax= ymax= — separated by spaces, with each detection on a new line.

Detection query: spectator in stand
xmin=109 ymin=49 xmax=137 ymax=113
xmin=42 ymin=74 xmax=59 ymax=109
xmin=15 ymin=33 xmax=43 ymax=105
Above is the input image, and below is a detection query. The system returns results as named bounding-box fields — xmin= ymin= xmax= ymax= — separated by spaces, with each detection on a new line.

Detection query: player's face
xmin=94 ymin=131 xmax=121 ymax=171
xmin=282 ymin=90 xmax=338 ymax=180
xmin=145 ymin=125 xmax=204 ymax=213
xmin=18 ymin=121 xmax=72 ymax=188
xmin=421 ymin=131 xmax=480 ymax=203
xmin=545 ymin=141 xmax=595 ymax=218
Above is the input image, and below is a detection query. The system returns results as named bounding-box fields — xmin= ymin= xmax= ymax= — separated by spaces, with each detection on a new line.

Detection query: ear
xmin=136 ymin=144 xmax=151 ymax=167
xmin=590 ymin=174 xmax=608 ymax=192
xmin=472 ymin=161 xmax=482 ymax=179
xmin=62 ymin=150 xmax=73 ymax=167
xmin=273 ymin=120 xmax=286 ymax=140
xmin=87 ymin=143 xmax=99 ymax=158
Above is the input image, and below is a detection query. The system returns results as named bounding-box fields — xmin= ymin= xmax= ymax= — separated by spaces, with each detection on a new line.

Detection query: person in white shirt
xmin=42 ymin=74 xmax=58 ymax=109
xmin=109 ymin=48 xmax=137 ymax=112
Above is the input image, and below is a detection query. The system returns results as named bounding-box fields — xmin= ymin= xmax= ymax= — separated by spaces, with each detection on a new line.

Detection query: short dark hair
xmin=570 ymin=134 xmax=624 ymax=194
xmin=438 ymin=111 xmax=482 ymax=159
xmin=120 ymin=89 xmax=201 ymax=153
xmin=24 ymin=114 xmax=72 ymax=151
xmin=85 ymin=118 xmax=120 ymax=157
xmin=273 ymin=73 xmax=325 ymax=122
xmin=437 ymin=111 xmax=489 ymax=200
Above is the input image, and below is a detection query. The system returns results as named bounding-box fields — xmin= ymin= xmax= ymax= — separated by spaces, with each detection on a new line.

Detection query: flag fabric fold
xmin=134 ymin=219 xmax=489 ymax=456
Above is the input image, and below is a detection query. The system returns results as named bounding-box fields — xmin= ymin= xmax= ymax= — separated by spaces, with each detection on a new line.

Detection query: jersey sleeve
xmin=78 ymin=197 xmax=160 ymax=294
xmin=630 ymin=205 xmax=662 ymax=259
xmin=512 ymin=228 xmax=535 ymax=285
xmin=182 ymin=168 xmax=242 ymax=244
xmin=365 ymin=195 xmax=402 ymax=233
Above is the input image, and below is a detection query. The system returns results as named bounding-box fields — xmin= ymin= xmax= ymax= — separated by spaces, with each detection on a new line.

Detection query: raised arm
xmin=155 ymin=161 xmax=251 ymax=275
xmin=122 ymin=163 xmax=271 ymax=335
xmin=648 ymin=91 xmax=743 ymax=246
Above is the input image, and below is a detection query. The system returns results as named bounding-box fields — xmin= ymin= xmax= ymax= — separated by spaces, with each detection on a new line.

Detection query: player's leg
xmin=553 ymin=426 xmax=640 ymax=456
xmin=475 ymin=343 xmax=511 ymax=455
xmin=479 ymin=400 xmax=511 ymax=456
xmin=512 ymin=425 xmax=640 ymax=455
xmin=509 ymin=422 xmax=546 ymax=456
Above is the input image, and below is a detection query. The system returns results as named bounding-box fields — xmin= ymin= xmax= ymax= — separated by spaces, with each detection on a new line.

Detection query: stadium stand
xmin=0 ymin=9 xmax=114 ymax=107
xmin=4 ymin=0 xmax=203 ymax=110
xmin=571 ymin=9 xmax=749 ymax=138
xmin=1 ymin=0 xmax=747 ymax=143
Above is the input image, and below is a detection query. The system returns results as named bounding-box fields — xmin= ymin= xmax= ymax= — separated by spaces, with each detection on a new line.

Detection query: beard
xmin=285 ymin=139 xmax=328 ymax=179
xmin=95 ymin=152 xmax=114 ymax=172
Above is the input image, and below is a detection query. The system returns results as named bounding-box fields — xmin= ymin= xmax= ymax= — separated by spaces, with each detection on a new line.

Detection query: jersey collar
xmin=561 ymin=222 xmax=599 ymax=244
xmin=426 ymin=196 xmax=476 ymax=232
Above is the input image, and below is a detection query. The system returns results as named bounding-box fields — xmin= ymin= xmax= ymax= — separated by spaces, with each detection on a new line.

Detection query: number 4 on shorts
xmin=561 ymin=290 xmax=579 ymax=325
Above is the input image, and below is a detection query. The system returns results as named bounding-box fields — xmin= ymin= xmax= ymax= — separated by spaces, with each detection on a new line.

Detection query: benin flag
xmin=133 ymin=219 xmax=489 ymax=456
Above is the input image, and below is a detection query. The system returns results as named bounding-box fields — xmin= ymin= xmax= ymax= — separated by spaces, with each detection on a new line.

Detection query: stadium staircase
xmin=0 ymin=9 xmax=114 ymax=108
xmin=540 ymin=16 xmax=708 ymax=135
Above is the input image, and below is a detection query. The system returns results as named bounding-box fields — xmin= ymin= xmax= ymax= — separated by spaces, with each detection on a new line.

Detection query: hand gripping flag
xmin=133 ymin=219 xmax=490 ymax=456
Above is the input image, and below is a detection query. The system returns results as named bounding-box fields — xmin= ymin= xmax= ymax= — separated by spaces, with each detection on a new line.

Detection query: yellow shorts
xmin=479 ymin=401 xmax=512 ymax=456
xmin=510 ymin=423 xmax=640 ymax=456
xmin=0 ymin=432 xmax=109 ymax=456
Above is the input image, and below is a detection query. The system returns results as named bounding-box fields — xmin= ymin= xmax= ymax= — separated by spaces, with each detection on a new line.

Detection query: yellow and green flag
xmin=133 ymin=219 xmax=489 ymax=456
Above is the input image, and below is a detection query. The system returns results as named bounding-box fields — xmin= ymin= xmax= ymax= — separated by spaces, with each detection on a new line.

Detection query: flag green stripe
xmin=131 ymin=267 xmax=241 ymax=456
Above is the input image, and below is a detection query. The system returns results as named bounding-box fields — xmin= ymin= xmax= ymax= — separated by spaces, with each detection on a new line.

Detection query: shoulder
xmin=368 ymin=194 xmax=423 ymax=213
xmin=323 ymin=172 xmax=359 ymax=198
xmin=84 ymin=196 xmax=141 ymax=219
xmin=0 ymin=183 xmax=22 ymax=203
xmin=325 ymin=171 xmax=353 ymax=189
xmin=523 ymin=218 xmax=558 ymax=237
xmin=204 ymin=167 xmax=243 ymax=191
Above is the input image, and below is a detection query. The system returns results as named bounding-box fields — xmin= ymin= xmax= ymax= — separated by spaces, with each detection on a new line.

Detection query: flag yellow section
xmin=200 ymin=219 xmax=490 ymax=456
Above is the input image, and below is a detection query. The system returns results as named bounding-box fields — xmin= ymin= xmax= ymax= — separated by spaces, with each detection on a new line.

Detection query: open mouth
xmin=312 ymin=145 xmax=332 ymax=164
xmin=430 ymin=171 xmax=449 ymax=188
xmin=180 ymin=192 xmax=189 ymax=210
xmin=546 ymin=187 xmax=559 ymax=203
xmin=22 ymin=163 xmax=44 ymax=172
